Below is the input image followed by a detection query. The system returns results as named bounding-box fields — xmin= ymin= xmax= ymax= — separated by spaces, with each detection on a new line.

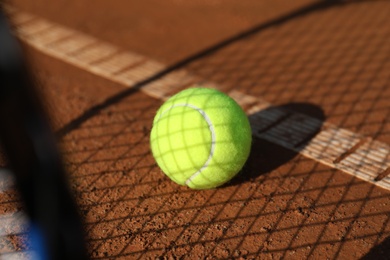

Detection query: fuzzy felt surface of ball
xmin=150 ymin=87 xmax=252 ymax=189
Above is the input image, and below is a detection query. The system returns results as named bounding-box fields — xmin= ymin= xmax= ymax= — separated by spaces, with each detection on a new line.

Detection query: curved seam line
xmin=156 ymin=103 xmax=215 ymax=187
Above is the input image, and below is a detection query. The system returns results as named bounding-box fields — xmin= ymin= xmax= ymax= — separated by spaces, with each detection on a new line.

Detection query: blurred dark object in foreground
xmin=0 ymin=8 xmax=87 ymax=260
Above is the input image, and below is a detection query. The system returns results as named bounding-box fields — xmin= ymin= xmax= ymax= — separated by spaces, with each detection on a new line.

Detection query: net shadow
xmin=1 ymin=0 xmax=389 ymax=259
xmin=55 ymin=0 xmax=350 ymax=138
xmin=229 ymin=102 xmax=325 ymax=187
xmin=186 ymin=0 xmax=390 ymax=144
xmin=55 ymin=90 xmax=387 ymax=259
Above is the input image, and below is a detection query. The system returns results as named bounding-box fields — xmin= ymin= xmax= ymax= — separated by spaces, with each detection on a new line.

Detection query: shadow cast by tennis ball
xmin=226 ymin=102 xmax=326 ymax=187
xmin=361 ymin=235 xmax=390 ymax=260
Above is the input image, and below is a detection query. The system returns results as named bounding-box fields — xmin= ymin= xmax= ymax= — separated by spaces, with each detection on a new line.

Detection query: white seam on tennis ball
xmin=157 ymin=103 xmax=216 ymax=187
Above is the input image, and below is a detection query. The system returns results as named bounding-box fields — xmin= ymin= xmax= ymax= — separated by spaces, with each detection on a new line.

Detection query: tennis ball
xmin=150 ymin=87 xmax=252 ymax=189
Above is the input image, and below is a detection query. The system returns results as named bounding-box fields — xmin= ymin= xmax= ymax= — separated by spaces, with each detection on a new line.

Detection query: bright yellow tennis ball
xmin=150 ymin=87 xmax=252 ymax=189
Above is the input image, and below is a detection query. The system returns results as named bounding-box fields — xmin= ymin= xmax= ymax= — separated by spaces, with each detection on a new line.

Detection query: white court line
xmin=5 ymin=6 xmax=198 ymax=100
xmin=0 ymin=211 xmax=32 ymax=259
xmin=1 ymin=251 xmax=35 ymax=260
xmin=0 ymin=211 xmax=29 ymax=236
xmin=0 ymin=169 xmax=14 ymax=193
xmin=230 ymin=90 xmax=390 ymax=190
xmin=4 ymin=6 xmax=390 ymax=191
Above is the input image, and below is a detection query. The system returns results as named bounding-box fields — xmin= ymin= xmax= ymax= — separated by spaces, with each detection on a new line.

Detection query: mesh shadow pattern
xmin=150 ymin=88 xmax=252 ymax=189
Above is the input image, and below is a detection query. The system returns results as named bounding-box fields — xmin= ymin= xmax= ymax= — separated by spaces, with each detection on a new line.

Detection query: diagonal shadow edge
xmin=56 ymin=0 xmax=367 ymax=138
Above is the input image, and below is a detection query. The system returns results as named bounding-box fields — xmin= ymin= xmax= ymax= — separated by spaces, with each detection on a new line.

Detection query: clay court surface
xmin=1 ymin=0 xmax=390 ymax=259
